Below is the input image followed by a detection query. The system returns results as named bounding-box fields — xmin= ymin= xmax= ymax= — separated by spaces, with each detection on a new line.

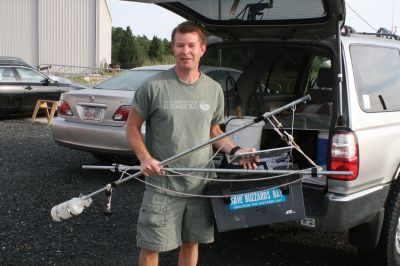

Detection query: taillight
xmin=113 ymin=105 xmax=130 ymax=121
xmin=329 ymin=132 xmax=359 ymax=181
xmin=58 ymin=100 xmax=73 ymax=116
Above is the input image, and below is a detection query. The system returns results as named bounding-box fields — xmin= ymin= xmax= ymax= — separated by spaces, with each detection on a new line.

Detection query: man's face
xmin=172 ymin=31 xmax=206 ymax=72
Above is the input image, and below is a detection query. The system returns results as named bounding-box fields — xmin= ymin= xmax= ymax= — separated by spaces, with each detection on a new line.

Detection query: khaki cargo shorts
xmin=136 ymin=190 xmax=214 ymax=252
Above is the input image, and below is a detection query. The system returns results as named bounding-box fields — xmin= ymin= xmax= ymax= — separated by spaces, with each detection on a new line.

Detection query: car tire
xmin=359 ymin=180 xmax=400 ymax=266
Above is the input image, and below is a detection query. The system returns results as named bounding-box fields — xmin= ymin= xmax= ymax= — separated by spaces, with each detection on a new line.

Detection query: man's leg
xmin=139 ymin=248 xmax=159 ymax=266
xmin=137 ymin=191 xmax=186 ymax=265
xmin=178 ymin=241 xmax=198 ymax=266
xmin=179 ymin=197 xmax=214 ymax=266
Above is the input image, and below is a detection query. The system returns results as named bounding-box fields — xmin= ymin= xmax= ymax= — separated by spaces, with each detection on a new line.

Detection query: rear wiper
xmin=378 ymin=95 xmax=387 ymax=110
xmin=232 ymin=0 xmax=274 ymax=21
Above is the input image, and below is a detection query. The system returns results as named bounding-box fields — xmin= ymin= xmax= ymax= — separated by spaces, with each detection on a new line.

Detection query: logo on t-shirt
xmin=162 ymin=100 xmax=211 ymax=111
xmin=199 ymin=101 xmax=210 ymax=111
xmin=163 ymin=100 xmax=197 ymax=110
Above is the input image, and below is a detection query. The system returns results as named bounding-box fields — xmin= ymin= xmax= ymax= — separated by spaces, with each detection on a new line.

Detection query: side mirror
xmin=45 ymin=77 xmax=56 ymax=85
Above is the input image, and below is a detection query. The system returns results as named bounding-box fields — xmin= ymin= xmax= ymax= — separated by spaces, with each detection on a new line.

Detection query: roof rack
xmin=360 ymin=32 xmax=400 ymax=41
xmin=341 ymin=25 xmax=400 ymax=41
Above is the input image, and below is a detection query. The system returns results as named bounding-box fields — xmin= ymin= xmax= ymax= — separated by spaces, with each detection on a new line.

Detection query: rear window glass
xmin=206 ymin=70 xmax=228 ymax=90
xmin=205 ymin=69 xmax=242 ymax=116
xmin=262 ymin=52 xmax=304 ymax=95
xmin=203 ymin=46 xmax=305 ymax=95
xmin=202 ymin=47 xmax=249 ymax=70
xmin=203 ymin=45 xmax=307 ymax=118
xmin=308 ymin=56 xmax=331 ymax=88
xmin=350 ymin=45 xmax=400 ymax=112
xmin=174 ymin=0 xmax=326 ymax=21
xmin=16 ymin=67 xmax=46 ymax=82
xmin=0 ymin=67 xmax=17 ymax=81
xmin=94 ymin=70 xmax=162 ymax=91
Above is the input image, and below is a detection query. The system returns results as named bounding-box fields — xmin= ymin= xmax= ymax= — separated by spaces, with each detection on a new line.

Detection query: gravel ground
xmin=0 ymin=117 xmax=360 ymax=265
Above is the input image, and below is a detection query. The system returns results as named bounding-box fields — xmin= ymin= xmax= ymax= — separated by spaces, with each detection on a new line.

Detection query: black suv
xmin=0 ymin=56 xmax=79 ymax=116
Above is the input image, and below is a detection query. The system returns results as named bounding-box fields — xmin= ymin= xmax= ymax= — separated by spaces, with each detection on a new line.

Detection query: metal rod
xmin=336 ymin=19 xmax=344 ymax=120
xmin=81 ymin=95 xmax=310 ymax=199
xmin=82 ymin=165 xmax=352 ymax=176
xmin=162 ymin=167 xmax=352 ymax=176
xmin=157 ymin=94 xmax=311 ymax=169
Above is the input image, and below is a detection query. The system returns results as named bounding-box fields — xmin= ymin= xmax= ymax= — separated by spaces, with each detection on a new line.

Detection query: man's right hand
xmin=140 ymin=157 xmax=164 ymax=177
xmin=234 ymin=148 xmax=259 ymax=169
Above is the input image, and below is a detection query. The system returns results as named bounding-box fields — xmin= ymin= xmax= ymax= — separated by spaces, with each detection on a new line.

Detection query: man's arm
xmin=210 ymin=124 xmax=257 ymax=169
xmin=126 ymin=107 xmax=163 ymax=176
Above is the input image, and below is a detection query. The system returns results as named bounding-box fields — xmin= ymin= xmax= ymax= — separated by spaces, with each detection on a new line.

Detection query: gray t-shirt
xmin=132 ymin=67 xmax=225 ymax=196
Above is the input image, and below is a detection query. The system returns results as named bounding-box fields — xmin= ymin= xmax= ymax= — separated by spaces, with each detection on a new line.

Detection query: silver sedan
xmin=51 ymin=65 xmax=241 ymax=162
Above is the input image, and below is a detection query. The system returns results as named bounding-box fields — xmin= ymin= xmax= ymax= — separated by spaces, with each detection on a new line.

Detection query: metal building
xmin=0 ymin=0 xmax=112 ymax=69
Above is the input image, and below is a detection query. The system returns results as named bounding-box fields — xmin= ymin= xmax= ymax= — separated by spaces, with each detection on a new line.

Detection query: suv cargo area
xmin=203 ymin=42 xmax=337 ymax=171
xmin=203 ymin=35 xmax=396 ymax=251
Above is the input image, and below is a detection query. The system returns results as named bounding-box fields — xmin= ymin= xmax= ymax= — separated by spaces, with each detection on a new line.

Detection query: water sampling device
xmin=50 ymin=94 xmax=352 ymax=227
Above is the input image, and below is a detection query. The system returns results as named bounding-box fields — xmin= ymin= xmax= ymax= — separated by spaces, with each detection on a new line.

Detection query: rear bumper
xmin=51 ymin=117 xmax=133 ymax=155
xmin=300 ymin=183 xmax=390 ymax=232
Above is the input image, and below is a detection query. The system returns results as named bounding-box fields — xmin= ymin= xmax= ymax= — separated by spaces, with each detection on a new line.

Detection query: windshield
xmin=94 ymin=70 xmax=162 ymax=91
xmin=171 ymin=0 xmax=326 ymax=22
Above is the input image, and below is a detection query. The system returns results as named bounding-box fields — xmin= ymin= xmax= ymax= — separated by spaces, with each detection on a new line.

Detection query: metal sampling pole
xmin=86 ymin=94 xmax=309 ymax=197
xmin=50 ymin=95 xmax=310 ymax=221
xmin=82 ymin=164 xmax=353 ymax=176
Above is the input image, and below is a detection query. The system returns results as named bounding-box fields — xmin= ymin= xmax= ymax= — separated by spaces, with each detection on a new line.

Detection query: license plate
xmin=83 ymin=107 xmax=102 ymax=121
xmin=229 ymin=188 xmax=286 ymax=210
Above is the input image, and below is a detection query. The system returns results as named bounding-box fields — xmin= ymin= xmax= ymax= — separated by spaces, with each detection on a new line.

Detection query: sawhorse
xmin=31 ymin=99 xmax=59 ymax=125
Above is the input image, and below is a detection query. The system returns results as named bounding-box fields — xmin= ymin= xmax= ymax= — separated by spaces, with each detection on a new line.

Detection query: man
xmin=126 ymin=21 xmax=257 ymax=266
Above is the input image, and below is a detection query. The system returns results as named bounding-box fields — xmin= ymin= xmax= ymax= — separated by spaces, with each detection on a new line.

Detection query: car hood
xmin=125 ymin=0 xmax=345 ymax=41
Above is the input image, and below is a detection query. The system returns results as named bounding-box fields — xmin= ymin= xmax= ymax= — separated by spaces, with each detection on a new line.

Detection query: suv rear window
xmin=350 ymin=45 xmax=400 ymax=112
xmin=173 ymin=0 xmax=326 ymax=21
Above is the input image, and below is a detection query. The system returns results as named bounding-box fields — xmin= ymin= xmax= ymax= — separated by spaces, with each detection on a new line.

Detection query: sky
xmin=107 ymin=0 xmax=399 ymax=40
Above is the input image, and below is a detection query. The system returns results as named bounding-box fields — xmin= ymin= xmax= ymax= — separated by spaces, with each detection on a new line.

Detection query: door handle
xmin=25 ymin=86 xmax=33 ymax=90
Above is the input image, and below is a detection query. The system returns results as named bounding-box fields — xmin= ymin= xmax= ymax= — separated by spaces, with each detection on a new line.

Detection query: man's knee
xmin=141 ymin=248 xmax=158 ymax=256
xmin=181 ymin=241 xmax=198 ymax=251
xmin=139 ymin=247 xmax=159 ymax=266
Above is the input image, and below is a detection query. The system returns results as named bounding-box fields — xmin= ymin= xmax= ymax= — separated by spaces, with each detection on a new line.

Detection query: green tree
xmin=162 ymin=38 xmax=172 ymax=56
xmin=130 ymin=39 xmax=145 ymax=67
xmin=112 ymin=27 xmax=175 ymax=68
xmin=148 ymin=36 xmax=163 ymax=59
xmin=111 ymin=27 xmax=125 ymax=65
xmin=117 ymin=26 xmax=135 ymax=68
xmin=136 ymin=35 xmax=150 ymax=55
